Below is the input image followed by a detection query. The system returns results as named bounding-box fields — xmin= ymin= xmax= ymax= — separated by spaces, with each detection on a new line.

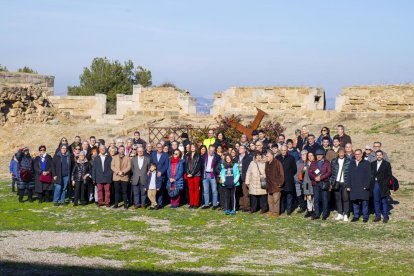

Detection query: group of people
xmin=10 ymin=125 xmax=395 ymax=223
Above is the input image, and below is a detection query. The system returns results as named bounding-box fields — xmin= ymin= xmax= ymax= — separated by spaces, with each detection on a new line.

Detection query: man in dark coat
xmin=52 ymin=144 xmax=73 ymax=206
xmin=371 ymin=150 xmax=392 ymax=223
xmin=309 ymin=149 xmax=332 ymax=220
xmin=150 ymin=143 xmax=169 ymax=207
xmin=347 ymin=149 xmax=371 ymax=223
xmin=265 ymin=150 xmax=285 ymax=217
xmin=237 ymin=145 xmax=253 ymax=212
xmin=276 ymin=145 xmax=297 ymax=215
xmin=92 ymin=145 xmax=113 ymax=207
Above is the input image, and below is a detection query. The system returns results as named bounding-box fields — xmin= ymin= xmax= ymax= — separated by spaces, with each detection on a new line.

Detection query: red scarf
xmin=171 ymin=157 xmax=179 ymax=178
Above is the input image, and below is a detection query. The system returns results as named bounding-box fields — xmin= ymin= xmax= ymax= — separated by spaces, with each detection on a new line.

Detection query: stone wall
xmin=0 ymin=72 xmax=55 ymax=125
xmin=48 ymin=94 xmax=107 ymax=120
xmin=0 ymin=72 xmax=54 ymax=96
xmin=336 ymin=85 xmax=414 ymax=113
xmin=116 ymin=85 xmax=197 ymax=117
xmin=210 ymin=86 xmax=325 ymax=116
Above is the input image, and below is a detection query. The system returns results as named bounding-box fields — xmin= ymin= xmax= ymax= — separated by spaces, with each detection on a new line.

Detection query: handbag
xmin=40 ymin=174 xmax=52 ymax=184
xmin=255 ymin=161 xmax=267 ymax=189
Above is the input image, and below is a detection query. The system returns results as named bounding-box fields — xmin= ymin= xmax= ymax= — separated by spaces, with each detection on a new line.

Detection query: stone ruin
xmin=0 ymin=72 xmax=55 ymax=125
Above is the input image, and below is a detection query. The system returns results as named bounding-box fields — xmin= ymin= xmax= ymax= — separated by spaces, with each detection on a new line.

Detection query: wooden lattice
xmin=148 ymin=127 xmax=201 ymax=144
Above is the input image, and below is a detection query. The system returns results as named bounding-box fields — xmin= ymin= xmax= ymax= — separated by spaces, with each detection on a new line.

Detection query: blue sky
xmin=1 ymin=0 xmax=413 ymax=107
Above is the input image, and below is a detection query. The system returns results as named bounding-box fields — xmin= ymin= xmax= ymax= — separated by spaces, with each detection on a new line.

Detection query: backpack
xmin=19 ymin=156 xmax=33 ymax=182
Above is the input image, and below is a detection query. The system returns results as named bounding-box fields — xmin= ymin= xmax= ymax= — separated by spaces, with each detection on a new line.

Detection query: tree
xmin=17 ymin=66 xmax=37 ymax=74
xmin=0 ymin=64 xmax=8 ymax=72
xmin=68 ymin=57 xmax=152 ymax=114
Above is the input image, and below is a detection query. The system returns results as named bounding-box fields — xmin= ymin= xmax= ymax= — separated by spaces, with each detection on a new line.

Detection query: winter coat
xmin=288 ymin=148 xmax=300 ymax=161
xmin=265 ymin=159 xmax=285 ymax=193
xmin=71 ymin=160 xmax=91 ymax=183
xmin=238 ymin=154 xmax=253 ymax=183
xmin=34 ymin=154 xmax=53 ymax=193
xmin=347 ymin=159 xmax=371 ymax=201
xmin=185 ymin=153 xmax=202 ymax=177
xmin=52 ymin=152 xmax=73 ymax=185
xmin=245 ymin=160 xmax=267 ymax=195
xmin=316 ymin=134 xmax=333 ymax=147
xmin=308 ymin=159 xmax=332 ymax=186
xmin=111 ymin=154 xmax=132 ymax=182
xmin=145 ymin=171 xmax=162 ymax=190
xmin=9 ymin=158 xmax=18 ymax=178
xmin=276 ymin=155 xmax=297 ymax=193
xmin=219 ymin=163 xmax=240 ymax=188
xmin=167 ymin=158 xmax=184 ymax=190
xmin=303 ymin=143 xmax=323 ymax=155
xmin=295 ymin=160 xmax=313 ymax=195
xmin=92 ymin=154 xmax=113 ymax=184
xmin=370 ymin=160 xmax=392 ymax=198
xmin=329 ymin=157 xmax=350 ymax=186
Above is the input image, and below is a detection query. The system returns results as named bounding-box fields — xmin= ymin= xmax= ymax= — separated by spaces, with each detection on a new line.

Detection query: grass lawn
xmin=0 ymin=180 xmax=413 ymax=275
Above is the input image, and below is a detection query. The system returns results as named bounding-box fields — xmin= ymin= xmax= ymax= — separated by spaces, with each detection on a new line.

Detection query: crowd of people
xmin=9 ymin=125 xmax=395 ymax=223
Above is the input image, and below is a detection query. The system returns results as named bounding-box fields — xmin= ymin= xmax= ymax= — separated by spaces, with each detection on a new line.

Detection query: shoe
xmin=105 ymin=204 xmax=110 ymax=208
xmin=242 ymin=208 xmax=249 ymax=212
xmin=141 ymin=204 xmax=146 ymax=209
xmin=112 ymin=204 xmax=119 ymax=209
xmin=134 ymin=205 xmax=139 ymax=209
xmin=224 ymin=210 xmax=230 ymax=215
xmin=201 ymin=205 xmax=210 ymax=209
xmin=231 ymin=210 xmax=236 ymax=216
xmin=351 ymin=217 xmax=359 ymax=222
xmin=287 ymin=212 xmax=292 ymax=216
xmin=260 ymin=210 xmax=267 ymax=214
xmin=154 ymin=205 xmax=159 ymax=210
xmin=335 ymin=214 xmax=344 ymax=221
xmin=212 ymin=206 xmax=219 ymax=210
xmin=363 ymin=219 xmax=368 ymax=223
xmin=373 ymin=217 xmax=381 ymax=222
xmin=73 ymin=203 xmax=78 ymax=207
xmin=124 ymin=204 xmax=129 ymax=210
xmin=322 ymin=216 xmax=328 ymax=221
xmin=383 ymin=217 xmax=389 ymax=223
xmin=343 ymin=215 xmax=349 ymax=222
xmin=28 ymin=198 xmax=34 ymax=203
xmin=304 ymin=211 xmax=312 ymax=218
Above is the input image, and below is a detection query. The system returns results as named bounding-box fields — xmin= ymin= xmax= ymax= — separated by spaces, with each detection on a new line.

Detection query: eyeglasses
xmin=322 ymin=129 xmax=327 ymax=132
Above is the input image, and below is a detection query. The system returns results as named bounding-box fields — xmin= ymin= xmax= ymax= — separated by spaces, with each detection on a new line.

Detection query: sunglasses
xmin=322 ymin=129 xmax=327 ymax=132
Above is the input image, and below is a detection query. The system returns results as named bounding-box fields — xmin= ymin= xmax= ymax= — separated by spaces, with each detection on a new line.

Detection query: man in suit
xmin=131 ymin=146 xmax=150 ymax=208
xmin=347 ymin=149 xmax=371 ymax=223
xmin=150 ymin=143 xmax=169 ymax=207
xmin=237 ymin=145 xmax=253 ymax=212
xmin=371 ymin=150 xmax=392 ymax=223
xmin=92 ymin=145 xmax=113 ymax=207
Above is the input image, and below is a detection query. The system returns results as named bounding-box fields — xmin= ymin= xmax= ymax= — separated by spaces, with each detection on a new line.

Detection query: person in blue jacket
xmin=9 ymin=154 xmax=18 ymax=193
xmin=167 ymin=149 xmax=185 ymax=208
xmin=220 ymin=154 xmax=240 ymax=215
xmin=150 ymin=142 xmax=169 ymax=208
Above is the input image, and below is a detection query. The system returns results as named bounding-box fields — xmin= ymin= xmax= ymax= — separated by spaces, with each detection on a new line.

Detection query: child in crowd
xmin=145 ymin=163 xmax=161 ymax=210
xmin=220 ymin=154 xmax=240 ymax=216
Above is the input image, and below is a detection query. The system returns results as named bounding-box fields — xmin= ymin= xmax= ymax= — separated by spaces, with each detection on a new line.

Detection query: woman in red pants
xmin=185 ymin=144 xmax=202 ymax=208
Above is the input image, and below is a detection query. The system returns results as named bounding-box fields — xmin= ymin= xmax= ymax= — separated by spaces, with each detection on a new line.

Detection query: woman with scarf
xmin=34 ymin=145 xmax=53 ymax=203
xmin=167 ymin=149 xmax=184 ymax=208
xmin=125 ymin=138 xmax=134 ymax=156
xmin=71 ymin=151 xmax=91 ymax=206
xmin=16 ymin=146 xmax=35 ymax=202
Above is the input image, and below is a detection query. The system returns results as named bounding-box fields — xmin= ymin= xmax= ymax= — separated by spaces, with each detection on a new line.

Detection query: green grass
xmin=1 ymin=181 xmax=414 ymax=275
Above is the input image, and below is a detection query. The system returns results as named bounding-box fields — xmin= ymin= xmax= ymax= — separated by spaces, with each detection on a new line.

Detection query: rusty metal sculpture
xmin=228 ymin=107 xmax=268 ymax=140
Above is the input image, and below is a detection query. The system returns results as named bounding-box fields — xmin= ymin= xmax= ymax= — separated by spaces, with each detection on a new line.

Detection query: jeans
xmin=133 ymin=184 xmax=146 ymax=206
xmin=313 ymin=182 xmax=329 ymax=218
xmin=53 ymin=176 xmax=69 ymax=204
xmin=353 ymin=199 xmax=369 ymax=220
xmin=373 ymin=181 xmax=389 ymax=219
xmin=281 ymin=191 xmax=294 ymax=214
xmin=203 ymin=174 xmax=218 ymax=207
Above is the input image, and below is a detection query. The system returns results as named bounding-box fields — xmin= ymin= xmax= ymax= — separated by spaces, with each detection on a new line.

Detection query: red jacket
xmin=308 ymin=159 xmax=332 ymax=186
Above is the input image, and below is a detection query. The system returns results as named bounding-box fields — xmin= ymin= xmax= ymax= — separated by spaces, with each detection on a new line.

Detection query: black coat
xmin=347 ymin=159 xmax=371 ymax=201
xmin=52 ymin=153 xmax=73 ymax=185
xmin=303 ymin=143 xmax=322 ymax=155
xmin=276 ymin=155 xmax=297 ymax=193
xmin=92 ymin=154 xmax=113 ymax=184
xmin=72 ymin=161 xmax=92 ymax=183
xmin=370 ymin=160 xmax=392 ymax=198
xmin=239 ymin=154 xmax=253 ymax=183
xmin=34 ymin=154 xmax=53 ymax=193
xmin=185 ymin=153 xmax=202 ymax=177
xmin=329 ymin=157 xmax=350 ymax=185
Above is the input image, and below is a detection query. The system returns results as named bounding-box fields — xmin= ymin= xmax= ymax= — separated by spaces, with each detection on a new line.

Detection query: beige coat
xmin=111 ymin=154 xmax=132 ymax=182
xmin=245 ymin=160 xmax=267 ymax=195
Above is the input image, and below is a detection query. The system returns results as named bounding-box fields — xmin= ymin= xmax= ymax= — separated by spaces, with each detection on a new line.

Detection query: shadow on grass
xmin=0 ymin=261 xmax=230 ymax=276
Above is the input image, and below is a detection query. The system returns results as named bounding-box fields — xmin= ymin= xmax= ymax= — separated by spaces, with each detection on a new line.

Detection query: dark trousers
xmin=18 ymin=188 xmax=32 ymax=201
xmin=353 ymin=199 xmax=369 ymax=220
xmin=281 ymin=191 xmax=294 ymax=214
xmin=38 ymin=190 xmax=52 ymax=203
xmin=219 ymin=185 xmax=226 ymax=209
xmin=250 ymin=194 xmax=268 ymax=212
xmin=74 ymin=181 xmax=86 ymax=204
xmin=133 ymin=184 xmax=146 ymax=206
xmin=313 ymin=182 xmax=329 ymax=218
xmin=334 ymin=183 xmax=350 ymax=215
xmin=12 ymin=178 xmax=16 ymax=192
xmin=114 ymin=181 xmax=128 ymax=206
xmin=67 ymin=182 xmax=74 ymax=202
xmin=373 ymin=181 xmax=389 ymax=219
xmin=224 ymin=186 xmax=236 ymax=211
